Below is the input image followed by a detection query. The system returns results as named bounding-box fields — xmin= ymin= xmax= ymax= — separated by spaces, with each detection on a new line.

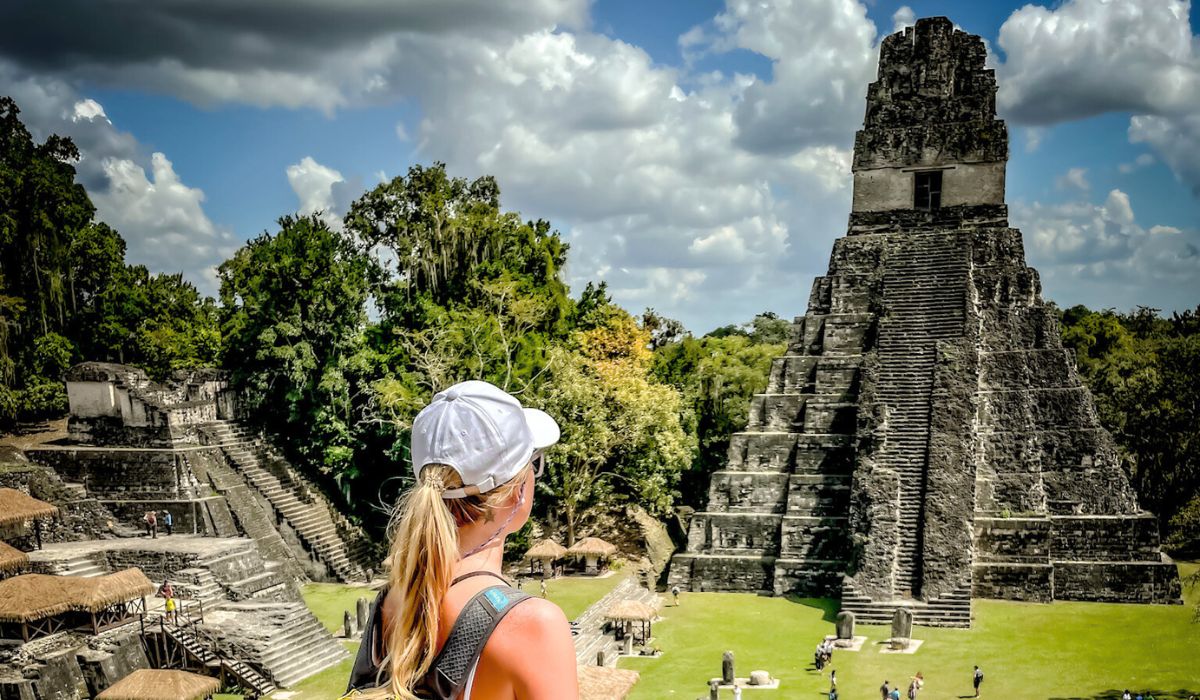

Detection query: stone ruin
xmin=0 ymin=361 xmax=378 ymax=695
xmin=669 ymin=17 xmax=1182 ymax=627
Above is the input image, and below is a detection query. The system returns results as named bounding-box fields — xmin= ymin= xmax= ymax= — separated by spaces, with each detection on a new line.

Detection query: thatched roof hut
xmin=567 ymin=537 xmax=617 ymax=557
xmin=578 ymin=665 xmax=639 ymax=700
xmin=97 ymin=669 xmax=219 ymax=700
xmin=604 ymin=599 xmax=658 ymax=622
xmin=0 ymin=568 xmax=154 ymax=623
xmin=525 ymin=538 xmax=568 ymax=560
xmin=0 ymin=488 xmax=59 ymax=528
xmin=0 ymin=541 xmax=28 ymax=574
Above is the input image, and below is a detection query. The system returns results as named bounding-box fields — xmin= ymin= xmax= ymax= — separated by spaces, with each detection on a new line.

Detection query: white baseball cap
xmin=411 ymin=380 xmax=560 ymax=499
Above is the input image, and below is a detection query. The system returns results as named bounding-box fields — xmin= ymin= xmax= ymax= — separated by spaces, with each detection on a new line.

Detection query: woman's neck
xmin=454 ymin=532 xmax=505 ymax=576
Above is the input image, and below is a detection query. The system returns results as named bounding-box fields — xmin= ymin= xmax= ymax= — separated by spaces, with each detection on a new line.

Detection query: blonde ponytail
xmin=370 ymin=462 xmax=532 ymax=699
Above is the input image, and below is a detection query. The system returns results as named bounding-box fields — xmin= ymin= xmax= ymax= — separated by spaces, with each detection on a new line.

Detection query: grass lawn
xmin=301 ymin=581 xmax=378 ymax=633
xmin=517 ymin=572 xmax=627 ymax=620
xmin=621 ymin=562 xmax=1200 ymax=700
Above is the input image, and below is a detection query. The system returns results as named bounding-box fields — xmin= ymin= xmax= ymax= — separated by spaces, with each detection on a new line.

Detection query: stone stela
xmin=669 ymin=16 xmax=1182 ymax=628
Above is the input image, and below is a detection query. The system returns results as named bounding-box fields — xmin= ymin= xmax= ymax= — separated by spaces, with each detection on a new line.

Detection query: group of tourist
xmin=1123 ymin=691 xmax=1166 ymax=700
xmin=813 ymin=637 xmax=835 ymax=670
xmin=142 ymin=509 xmax=174 ymax=538
xmin=878 ymin=672 xmax=925 ymax=699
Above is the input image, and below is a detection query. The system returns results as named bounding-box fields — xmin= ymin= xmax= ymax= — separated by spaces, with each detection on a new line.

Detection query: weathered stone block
xmin=1052 ymin=560 xmax=1182 ymax=604
xmin=972 ymin=562 xmax=1053 ymax=601
xmin=706 ymin=472 xmax=789 ymax=513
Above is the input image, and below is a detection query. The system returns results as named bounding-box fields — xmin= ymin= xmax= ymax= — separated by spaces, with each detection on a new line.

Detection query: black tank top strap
xmin=450 ymin=570 xmax=510 ymax=587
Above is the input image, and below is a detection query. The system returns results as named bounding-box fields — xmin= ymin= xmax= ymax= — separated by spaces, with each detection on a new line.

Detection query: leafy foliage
xmin=537 ymin=305 xmax=693 ymax=543
xmin=652 ymin=314 xmax=787 ymax=507
xmin=1059 ymin=304 xmax=1200 ymax=552
xmin=219 ymin=214 xmax=371 ymax=478
xmin=0 ymin=97 xmax=217 ymax=425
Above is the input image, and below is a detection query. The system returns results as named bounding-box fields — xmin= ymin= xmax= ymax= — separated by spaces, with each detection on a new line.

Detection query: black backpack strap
xmin=346 ymin=585 xmax=534 ymax=698
xmin=419 ymin=585 xmax=532 ymax=699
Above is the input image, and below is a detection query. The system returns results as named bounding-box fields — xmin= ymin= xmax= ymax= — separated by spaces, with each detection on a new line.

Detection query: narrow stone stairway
xmin=200 ymin=420 xmax=369 ymax=583
xmin=874 ymin=231 xmax=968 ymax=597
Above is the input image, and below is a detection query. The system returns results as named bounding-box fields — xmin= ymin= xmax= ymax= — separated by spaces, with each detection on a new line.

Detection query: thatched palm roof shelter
xmin=0 ymin=568 xmax=154 ymax=640
xmin=0 ymin=540 xmax=28 ymax=574
xmin=524 ymin=538 xmax=567 ymax=577
xmin=605 ymin=600 xmax=658 ymax=622
xmin=567 ymin=537 xmax=617 ymax=574
xmin=97 ymin=669 xmax=219 ymax=700
xmin=568 ymin=537 xmax=617 ymax=557
xmin=578 ymin=665 xmax=639 ymax=700
xmin=605 ymin=599 xmax=659 ymax=644
xmin=526 ymin=538 xmax=568 ymax=560
xmin=0 ymin=568 xmax=154 ymax=621
xmin=0 ymin=488 xmax=59 ymax=527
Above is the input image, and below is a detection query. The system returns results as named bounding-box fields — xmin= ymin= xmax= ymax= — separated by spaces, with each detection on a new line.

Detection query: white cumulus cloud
xmin=287 ymin=156 xmax=347 ymax=230
xmin=996 ymin=0 xmax=1200 ymax=194
xmin=90 ymin=152 xmax=234 ymax=283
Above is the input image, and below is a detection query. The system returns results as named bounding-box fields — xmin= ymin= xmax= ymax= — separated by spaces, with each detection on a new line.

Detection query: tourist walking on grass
xmin=908 ymin=671 xmax=924 ymax=699
xmin=732 ymin=685 xmax=742 ymax=700
xmin=539 ymin=579 xmax=548 ymax=598
xmin=344 ymin=381 xmax=576 ymax=699
xmin=973 ymin=665 xmax=983 ymax=697
xmin=880 ymin=680 xmax=890 ymax=699
xmin=672 ymin=584 xmax=680 ymax=606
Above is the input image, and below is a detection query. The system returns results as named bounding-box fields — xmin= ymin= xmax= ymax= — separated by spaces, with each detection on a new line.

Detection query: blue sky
xmin=1 ymin=0 xmax=1197 ymax=333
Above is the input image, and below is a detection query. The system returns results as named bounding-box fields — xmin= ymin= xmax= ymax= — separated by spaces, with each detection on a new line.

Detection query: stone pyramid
xmin=668 ymin=17 xmax=1181 ymax=627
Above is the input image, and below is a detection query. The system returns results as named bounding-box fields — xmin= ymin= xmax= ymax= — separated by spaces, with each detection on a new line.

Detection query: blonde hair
xmin=369 ymin=462 xmax=532 ymax=699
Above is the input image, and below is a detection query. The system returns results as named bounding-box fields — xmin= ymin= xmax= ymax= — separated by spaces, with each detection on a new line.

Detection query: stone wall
xmin=1053 ymin=561 xmax=1181 ymax=603
xmin=668 ymin=554 xmax=773 ymax=592
xmin=0 ymin=463 xmax=120 ymax=544
xmin=1050 ymin=515 xmax=1163 ymax=561
xmin=972 ymin=563 xmax=1053 ymax=602
xmin=919 ymin=340 xmax=980 ymax=600
xmin=25 ymin=447 xmax=202 ymax=500
xmin=973 ymin=517 xmax=1051 ymax=563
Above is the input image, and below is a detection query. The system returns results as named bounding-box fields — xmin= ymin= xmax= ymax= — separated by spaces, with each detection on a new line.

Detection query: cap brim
xmin=523 ymin=408 xmax=560 ymax=450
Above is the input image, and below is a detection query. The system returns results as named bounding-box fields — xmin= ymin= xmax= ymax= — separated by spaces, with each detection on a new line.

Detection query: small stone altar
xmin=707 ymin=650 xmax=780 ymax=692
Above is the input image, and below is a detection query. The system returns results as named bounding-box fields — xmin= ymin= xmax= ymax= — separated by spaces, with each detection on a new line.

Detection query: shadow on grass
xmin=784 ymin=596 xmax=840 ymax=624
xmin=1048 ymin=690 xmax=1199 ymax=700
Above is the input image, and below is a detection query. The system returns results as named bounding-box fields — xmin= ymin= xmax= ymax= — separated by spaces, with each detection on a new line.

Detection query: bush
xmin=1165 ymin=496 xmax=1200 ymax=557
xmin=17 ymin=379 xmax=68 ymax=420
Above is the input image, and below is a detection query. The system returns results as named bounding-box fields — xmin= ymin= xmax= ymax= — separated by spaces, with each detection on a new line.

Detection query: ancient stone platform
xmin=668 ymin=16 xmax=1182 ymax=626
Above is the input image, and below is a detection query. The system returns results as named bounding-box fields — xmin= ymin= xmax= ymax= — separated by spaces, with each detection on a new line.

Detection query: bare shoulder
xmin=488 ymin=596 xmax=578 ymax=698
xmin=489 ymin=595 xmax=573 ymax=657
xmin=498 ymin=596 xmax=571 ymax=635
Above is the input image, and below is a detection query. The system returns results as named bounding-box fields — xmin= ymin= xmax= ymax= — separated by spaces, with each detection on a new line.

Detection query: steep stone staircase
xmin=200 ymin=601 xmax=350 ymax=689
xmin=200 ymin=420 xmax=369 ymax=583
xmin=33 ymin=550 xmax=107 ymax=578
xmin=873 ymin=232 xmax=968 ymax=597
xmin=198 ymin=448 xmax=303 ymax=579
xmin=838 ymin=578 xmax=972 ymax=628
xmin=572 ymin=578 xmax=662 ymax=667
xmin=172 ymin=567 xmax=225 ymax=606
